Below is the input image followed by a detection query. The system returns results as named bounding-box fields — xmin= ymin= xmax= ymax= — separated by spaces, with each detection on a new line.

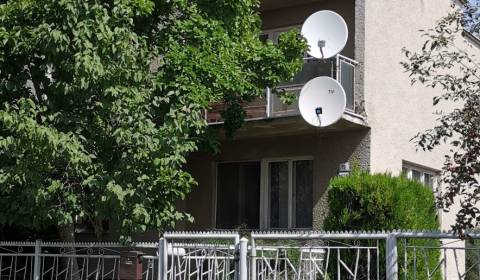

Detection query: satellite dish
xmin=299 ymin=76 xmax=346 ymax=127
xmin=301 ymin=10 xmax=348 ymax=59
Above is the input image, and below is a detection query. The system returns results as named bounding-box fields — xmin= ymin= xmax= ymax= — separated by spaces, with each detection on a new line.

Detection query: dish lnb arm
xmin=318 ymin=40 xmax=325 ymax=59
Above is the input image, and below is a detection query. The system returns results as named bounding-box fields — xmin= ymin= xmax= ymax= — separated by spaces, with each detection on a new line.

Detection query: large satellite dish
xmin=299 ymin=76 xmax=346 ymax=127
xmin=301 ymin=10 xmax=348 ymax=59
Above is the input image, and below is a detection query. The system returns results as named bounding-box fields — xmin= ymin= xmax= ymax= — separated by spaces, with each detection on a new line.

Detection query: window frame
xmin=260 ymin=156 xmax=314 ymax=229
xmin=402 ymin=161 xmax=440 ymax=190
xmin=261 ymin=26 xmax=301 ymax=44
xmin=213 ymin=156 xmax=314 ymax=230
xmin=212 ymin=159 xmax=261 ymax=229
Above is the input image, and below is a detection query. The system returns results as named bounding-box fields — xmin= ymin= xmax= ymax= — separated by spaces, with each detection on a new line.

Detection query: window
xmin=215 ymin=162 xmax=261 ymax=229
xmin=261 ymin=158 xmax=313 ymax=229
xmin=402 ymin=162 xmax=439 ymax=189
xmin=411 ymin=169 xmax=422 ymax=182
xmin=215 ymin=158 xmax=313 ymax=230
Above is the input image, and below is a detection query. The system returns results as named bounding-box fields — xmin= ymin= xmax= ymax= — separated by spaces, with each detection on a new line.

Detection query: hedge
xmin=324 ymin=171 xmax=440 ymax=279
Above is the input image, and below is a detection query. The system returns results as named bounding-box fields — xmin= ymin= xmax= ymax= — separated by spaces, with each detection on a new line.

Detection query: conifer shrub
xmin=324 ymin=171 xmax=440 ymax=279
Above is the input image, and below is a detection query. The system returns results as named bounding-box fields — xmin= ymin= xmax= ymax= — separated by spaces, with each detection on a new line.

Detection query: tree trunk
xmin=92 ymin=219 xmax=104 ymax=241
xmin=58 ymin=224 xmax=81 ymax=280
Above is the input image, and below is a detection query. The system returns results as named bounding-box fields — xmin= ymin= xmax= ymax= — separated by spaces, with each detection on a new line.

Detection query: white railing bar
xmin=251 ymin=232 xmax=389 ymax=239
xmin=337 ymin=54 xmax=359 ymax=65
xmin=406 ymin=246 xmax=478 ymax=250
xmin=170 ymin=243 xmax=236 ymax=249
xmin=302 ymin=56 xmax=319 ymax=61
xmin=266 ymin=87 xmax=272 ymax=118
xmin=0 ymin=254 xmax=34 ymax=257
xmin=182 ymin=256 xmax=235 ymax=260
xmin=163 ymin=232 xmax=239 ymax=240
xmin=206 ymin=116 xmax=267 ymax=126
xmin=251 ymin=231 xmax=480 ymax=240
xmin=40 ymin=254 xmax=120 ymax=258
xmin=273 ymin=84 xmax=304 ymax=91
xmin=343 ymin=109 xmax=365 ymax=120
xmin=394 ymin=232 xmax=480 ymax=239
xmin=34 ymin=242 xmax=158 ymax=248
xmin=254 ymin=246 xmax=378 ymax=250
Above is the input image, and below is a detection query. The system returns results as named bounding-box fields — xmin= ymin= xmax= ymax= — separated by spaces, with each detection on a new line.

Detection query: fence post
xmin=266 ymin=87 xmax=272 ymax=118
xmin=386 ymin=234 xmax=398 ymax=280
xmin=250 ymin=238 xmax=256 ymax=280
xmin=239 ymin=237 xmax=248 ymax=280
xmin=158 ymin=237 xmax=167 ymax=280
xmin=33 ymin=240 xmax=41 ymax=280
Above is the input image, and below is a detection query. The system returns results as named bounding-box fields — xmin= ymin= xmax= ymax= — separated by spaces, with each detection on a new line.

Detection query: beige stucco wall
xmin=364 ymin=0 xmax=454 ymax=177
xmin=364 ymin=1 xmax=475 ymax=278
xmin=364 ymin=0 xmax=480 ymax=223
xmin=184 ymin=127 xmax=369 ymax=230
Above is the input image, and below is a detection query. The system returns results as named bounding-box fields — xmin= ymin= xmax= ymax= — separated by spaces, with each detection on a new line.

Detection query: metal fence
xmin=159 ymin=232 xmax=241 ymax=280
xmin=1 ymin=231 xmax=480 ymax=280
xmin=0 ymin=241 xmax=158 ymax=280
xmin=250 ymin=231 xmax=385 ymax=280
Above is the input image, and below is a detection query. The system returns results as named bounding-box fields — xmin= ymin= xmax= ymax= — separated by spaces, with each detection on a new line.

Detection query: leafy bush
xmin=324 ymin=171 xmax=441 ymax=279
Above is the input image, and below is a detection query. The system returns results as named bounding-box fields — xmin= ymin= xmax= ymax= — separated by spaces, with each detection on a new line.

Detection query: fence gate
xmin=159 ymin=232 xmax=242 ymax=280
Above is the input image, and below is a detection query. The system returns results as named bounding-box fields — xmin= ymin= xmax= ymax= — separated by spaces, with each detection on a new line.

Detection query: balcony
xmin=205 ymin=54 xmax=358 ymax=124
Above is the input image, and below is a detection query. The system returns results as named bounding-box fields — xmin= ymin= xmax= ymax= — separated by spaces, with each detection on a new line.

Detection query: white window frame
xmin=402 ymin=161 xmax=440 ymax=190
xmin=261 ymin=26 xmax=300 ymax=44
xmin=213 ymin=156 xmax=313 ymax=230
xmin=260 ymin=156 xmax=314 ymax=229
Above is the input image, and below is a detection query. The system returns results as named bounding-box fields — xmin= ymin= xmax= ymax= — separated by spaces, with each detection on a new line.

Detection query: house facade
xmin=179 ymin=0 xmax=471 ymax=233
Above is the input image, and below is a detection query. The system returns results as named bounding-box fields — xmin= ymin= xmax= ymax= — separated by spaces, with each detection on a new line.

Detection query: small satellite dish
xmin=301 ymin=10 xmax=348 ymax=59
xmin=299 ymin=76 xmax=346 ymax=127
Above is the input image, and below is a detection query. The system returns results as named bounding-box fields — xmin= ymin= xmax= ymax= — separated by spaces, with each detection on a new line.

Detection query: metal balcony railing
xmin=205 ymin=54 xmax=358 ymax=124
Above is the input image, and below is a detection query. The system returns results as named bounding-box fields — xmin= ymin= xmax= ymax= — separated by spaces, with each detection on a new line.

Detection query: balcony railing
xmin=206 ymin=54 xmax=358 ymax=124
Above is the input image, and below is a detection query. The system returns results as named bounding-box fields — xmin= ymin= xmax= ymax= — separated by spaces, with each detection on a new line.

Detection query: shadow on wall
xmin=183 ymin=128 xmax=370 ymax=231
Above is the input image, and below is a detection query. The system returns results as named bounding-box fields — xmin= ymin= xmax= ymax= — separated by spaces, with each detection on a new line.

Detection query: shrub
xmin=324 ymin=171 xmax=440 ymax=279
xmin=324 ymin=171 xmax=439 ymax=231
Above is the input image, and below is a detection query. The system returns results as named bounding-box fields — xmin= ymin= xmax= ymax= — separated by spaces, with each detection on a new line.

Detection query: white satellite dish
xmin=301 ymin=10 xmax=348 ymax=59
xmin=299 ymin=76 xmax=346 ymax=127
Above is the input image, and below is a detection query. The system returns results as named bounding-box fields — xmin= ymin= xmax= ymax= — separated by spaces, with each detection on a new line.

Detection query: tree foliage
xmin=0 ymin=0 xmax=306 ymax=240
xmin=402 ymin=3 xmax=480 ymax=235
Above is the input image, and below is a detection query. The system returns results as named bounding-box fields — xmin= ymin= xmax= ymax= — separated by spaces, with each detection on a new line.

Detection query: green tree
xmin=401 ymin=2 xmax=480 ymax=235
xmin=0 ymin=0 xmax=306 ymax=241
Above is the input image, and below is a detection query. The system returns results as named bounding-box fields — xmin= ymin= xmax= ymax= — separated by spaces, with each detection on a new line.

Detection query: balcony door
xmin=215 ymin=157 xmax=313 ymax=230
xmin=260 ymin=158 xmax=313 ymax=229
